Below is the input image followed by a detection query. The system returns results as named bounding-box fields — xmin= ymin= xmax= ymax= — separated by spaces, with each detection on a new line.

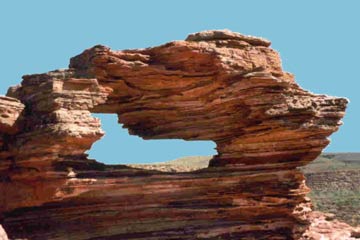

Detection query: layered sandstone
xmin=0 ymin=30 xmax=354 ymax=239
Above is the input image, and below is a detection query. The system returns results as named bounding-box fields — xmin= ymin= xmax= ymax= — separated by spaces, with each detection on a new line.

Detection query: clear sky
xmin=0 ymin=1 xmax=359 ymax=164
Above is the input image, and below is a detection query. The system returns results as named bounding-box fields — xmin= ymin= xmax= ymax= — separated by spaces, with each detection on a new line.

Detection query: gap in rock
xmin=87 ymin=113 xmax=216 ymax=171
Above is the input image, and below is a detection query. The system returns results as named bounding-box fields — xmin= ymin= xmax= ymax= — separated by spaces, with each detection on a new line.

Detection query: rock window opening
xmin=87 ymin=113 xmax=217 ymax=172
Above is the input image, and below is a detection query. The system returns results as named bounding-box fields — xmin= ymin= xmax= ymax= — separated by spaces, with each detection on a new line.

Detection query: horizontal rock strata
xmin=0 ymin=30 xmax=352 ymax=239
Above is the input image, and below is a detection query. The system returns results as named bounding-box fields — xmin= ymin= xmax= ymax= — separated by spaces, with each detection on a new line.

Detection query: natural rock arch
xmin=0 ymin=30 xmax=354 ymax=239
xmin=87 ymin=113 xmax=217 ymax=165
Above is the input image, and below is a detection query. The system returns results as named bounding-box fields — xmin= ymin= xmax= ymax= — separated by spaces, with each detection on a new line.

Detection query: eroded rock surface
xmin=301 ymin=212 xmax=360 ymax=240
xmin=0 ymin=30 xmax=354 ymax=239
xmin=0 ymin=96 xmax=24 ymax=135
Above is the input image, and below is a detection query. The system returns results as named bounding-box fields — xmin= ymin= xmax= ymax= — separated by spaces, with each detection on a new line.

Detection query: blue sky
xmin=0 ymin=1 xmax=359 ymax=164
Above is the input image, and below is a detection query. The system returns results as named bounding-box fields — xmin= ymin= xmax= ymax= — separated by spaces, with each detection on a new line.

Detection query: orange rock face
xmin=0 ymin=30 xmax=354 ymax=239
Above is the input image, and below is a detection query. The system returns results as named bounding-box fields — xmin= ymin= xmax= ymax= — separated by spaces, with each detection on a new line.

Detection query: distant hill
xmin=128 ymin=153 xmax=360 ymax=172
xmin=322 ymin=152 xmax=360 ymax=163
xmin=126 ymin=156 xmax=211 ymax=172
xmin=300 ymin=153 xmax=360 ymax=174
xmin=300 ymin=153 xmax=360 ymax=226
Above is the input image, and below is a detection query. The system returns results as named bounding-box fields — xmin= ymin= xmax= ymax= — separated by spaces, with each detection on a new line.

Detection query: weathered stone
xmin=301 ymin=211 xmax=360 ymax=240
xmin=0 ymin=96 xmax=24 ymax=134
xmin=185 ymin=29 xmax=272 ymax=47
xmin=0 ymin=30 xmax=355 ymax=239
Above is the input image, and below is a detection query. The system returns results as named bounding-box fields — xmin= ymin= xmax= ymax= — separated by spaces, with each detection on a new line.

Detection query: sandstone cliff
xmin=0 ymin=30 xmax=357 ymax=239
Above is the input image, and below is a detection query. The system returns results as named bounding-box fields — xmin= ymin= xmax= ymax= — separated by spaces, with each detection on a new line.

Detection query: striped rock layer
xmin=0 ymin=30 xmax=351 ymax=239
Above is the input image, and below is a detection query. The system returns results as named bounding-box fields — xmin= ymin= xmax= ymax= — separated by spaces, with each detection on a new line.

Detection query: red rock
xmin=0 ymin=96 xmax=24 ymax=134
xmin=0 ymin=30 xmax=355 ymax=239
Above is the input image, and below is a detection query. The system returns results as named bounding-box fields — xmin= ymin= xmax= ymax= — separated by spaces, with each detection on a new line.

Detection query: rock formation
xmin=0 ymin=30 xmax=356 ymax=239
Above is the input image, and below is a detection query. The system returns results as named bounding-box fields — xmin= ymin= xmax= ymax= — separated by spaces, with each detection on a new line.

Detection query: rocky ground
xmin=301 ymin=153 xmax=360 ymax=227
xmin=128 ymin=153 xmax=360 ymax=227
